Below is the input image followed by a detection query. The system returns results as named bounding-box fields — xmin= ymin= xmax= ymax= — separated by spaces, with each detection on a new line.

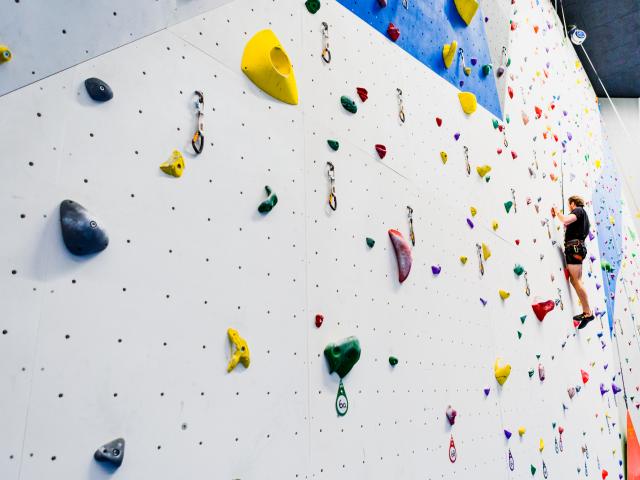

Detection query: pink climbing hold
xmin=497 ymin=148 xmax=502 ymax=154
xmin=388 ymin=229 xmax=412 ymax=283
xmin=532 ymin=300 xmax=554 ymax=321
xmin=356 ymin=87 xmax=368 ymax=102
xmin=375 ymin=144 xmax=387 ymax=159
xmin=446 ymin=405 xmax=457 ymax=425
xmin=387 ymin=23 xmax=400 ymax=41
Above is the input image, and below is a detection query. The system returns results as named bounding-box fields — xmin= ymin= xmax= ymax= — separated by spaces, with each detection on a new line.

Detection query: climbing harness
xmin=321 ymin=22 xmax=331 ymax=63
xmin=397 ymin=88 xmax=406 ymax=123
xmin=476 ymin=243 xmax=485 ymax=276
xmin=463 ymin=146 xmax=471 ymax=176
xmin=458 ymin=48 xmax=471 ymax=76
xmin=524 ymin=271 xmax=531 ymax=296
xmin=407 ymin=206 xmax=415 ymax=246
xmin=511 ymin=188 xmax=517 ymax=213
xmin=327 ymin=161 xmax=337 ymax=211
xmin=192 ymin=91 xmax=204 ymax=154
xmin=497 ymin=46 xmax=508 ymax=77
xmin=448 ymin=435 xmax=457 ymax=463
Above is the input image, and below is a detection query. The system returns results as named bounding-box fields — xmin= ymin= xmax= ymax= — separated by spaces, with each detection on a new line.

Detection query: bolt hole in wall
xmin=0 ymin=0 xmax=639 ymax=479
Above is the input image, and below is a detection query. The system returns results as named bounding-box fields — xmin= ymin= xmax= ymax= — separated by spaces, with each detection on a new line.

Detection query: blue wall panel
xmin=335 ymin=0 xmax=502 ymax=118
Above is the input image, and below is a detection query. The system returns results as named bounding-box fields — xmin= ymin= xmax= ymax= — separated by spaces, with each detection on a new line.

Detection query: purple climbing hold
xmin=483 ymin=387 xmax=490 ymax=396
xmin=480 ymin=298 xmax=487 ymax=306
xmin=596 ymin=283 xmax=602 ymax=290
xmin=454 ymin=132 xmax=461 ymax=141
xmin=466 ymin=218 xmax=474 ymax=228
xmin=588 ymin=231 xmax=595 ymax=241
xmin=612 ymin=383 xmax=622 ymax=394
xmin=470 ymin=57 xmax=477 ymax=66
xmin=504 ymin=429 xmax=512 ymax=440
xmin=600 ymin=383 xmax=609 ymax=396
xmin=431 ymin=265 xmax=442 ymax=275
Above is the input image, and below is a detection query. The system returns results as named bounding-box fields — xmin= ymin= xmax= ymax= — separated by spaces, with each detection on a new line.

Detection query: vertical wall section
xmin=0 ymin=0 xmax=635 ymax=479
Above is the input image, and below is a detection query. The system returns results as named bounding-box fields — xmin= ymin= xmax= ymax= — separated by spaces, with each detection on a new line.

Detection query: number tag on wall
xmin=335 ymin=380 xmax=348 ymax=416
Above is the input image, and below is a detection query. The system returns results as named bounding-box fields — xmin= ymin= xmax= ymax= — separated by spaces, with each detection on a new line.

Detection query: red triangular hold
xmin=581 ymin=369 xmax=589 ymax=384
xmin=628 ymin=411 xmax=640 ymax=480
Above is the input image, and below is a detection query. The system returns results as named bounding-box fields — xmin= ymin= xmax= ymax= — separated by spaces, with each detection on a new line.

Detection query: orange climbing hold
xmin=627 ymin=410 xmax=640 ymax=480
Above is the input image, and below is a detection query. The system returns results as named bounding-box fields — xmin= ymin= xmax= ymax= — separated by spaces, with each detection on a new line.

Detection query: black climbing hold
xmin=94 ymin=438 xmax=125 ymax=468
xmin=305 ymin=0 xmax=320 ymax=13
xmin=84 ymin=77 xmax=113 ymax=102
xmin=60 ymin=200 xmax=109 ymax=256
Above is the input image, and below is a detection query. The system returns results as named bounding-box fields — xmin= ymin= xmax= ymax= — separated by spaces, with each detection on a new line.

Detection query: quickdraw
xmin=508 ymin=449 xmax=514 ymax=471
xmin=557 ymin=287 xmax=564 ymax=310
xmin=554 ymin=437 xmax=559 ymax=453
xmin=321 ymin=22 xmax=331 ymax=63
xmin=192 ymin=90 xmax=205 ymax=154
xmin=511 ymin=188 xmax=517 ymax=213
xmin=543 ymin=460 xmax=548 ymax=478
xmin=476 ymin=243 xmax=485 ymax=276
xmin=407 ymin=206 xmax=415 ymax=246
xmin=397 ymin=88 xmax=406 ymax=123
xmin=464 ymin=146 xmax=471 ymax=176
xmin=327 ymin=161 xmax=337 ymax=211
xmin=524 ymin=271 xmax=531 ymax=296
xmin=497 ymin=46 xmax=508 ymax=77
xmin=402 ymin=0 xmax=408 ymax=9
xmin=458 ymin=48 xmax=471 ymax=76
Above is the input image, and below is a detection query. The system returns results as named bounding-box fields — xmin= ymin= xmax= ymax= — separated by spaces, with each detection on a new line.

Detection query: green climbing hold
xmin=258 ymin=185 xmax=278 ymax=213
xmin=327 ymin=139 xmax=339 ymax=151
xmin=389 ymin=356 xmax=398 ymax=366
xmin=324 ymin=336 xmax=361 ymax=378
xmin=513 ymin=264 xmax=524 ymax=276
xmin=305 ymin=0 xmax=320 ymax=13
xmin=341 ymin=96 xmax=358 ymax=114
xmin=506 ymin=57 xmax=512 ymax=67
xmin=366 ymin=237 xmax=375 ymax=248
xmin=504 ymin=200 xmax=514 ymax=213
xmin=531 ymin=464 xmax=536 ymax=475
xmin=492 ymin=119 xmax=499 ymax=129
xmin=506 ymin=114 xmax=510 ymax=124
xmin=528 ymin=369 xmax=535 ymax=378
xmin=517 ymin=331 xmax=522 ymax=339
xmin=482 ymin=64 xmax=492 ymax=75
xmin=485 ymin=176 xmax=491 ymax=183
xmin=535 ymin=354 xmax=541 ymax=359
xmin=601 ymin=260 xmax=612 ymax=272
xmin=520 ymin=315 xmax=526 ymax=324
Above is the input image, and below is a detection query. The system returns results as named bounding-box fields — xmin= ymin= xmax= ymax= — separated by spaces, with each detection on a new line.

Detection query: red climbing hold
xmin=511 ymin=151 xmax=518 ymax=159
xmin=378 ymin=0 xmax=387 ymax=6
xmin=601 ymin=469 xmax=608 ymax=480
xmin=387 ymin=23 xmax=400 ymax=41
xmin=315 ymin=314 xmax=324 ymax=328
xmin=581 ymin=369 xmax=589 ymax=384
xmin=436 ymin=117 xmax=443 ymax=127
xmin=515 ymin=239 xmax=520 ymax=245
xmin=532 ymin=300 xmax=554 ymax=321
xmin=508 ymin=86 xmax=514 ymax=99
xmin=535 ymin=106 xmax=542 ymax=118
xmin=356 ymin=87 xmax=368 ymax=102
xmin=375 ymin=144 xmax=387 ymax=159
xmin=388 ymin=229 xmax=412 ymax=283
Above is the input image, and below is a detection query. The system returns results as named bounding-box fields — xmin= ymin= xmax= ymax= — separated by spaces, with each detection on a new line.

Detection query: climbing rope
xmin=192 ymin=91 xmax=204 ymax=154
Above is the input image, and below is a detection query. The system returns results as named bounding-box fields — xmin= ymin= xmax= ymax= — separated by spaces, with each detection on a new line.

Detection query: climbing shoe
xmin=574 ymin=313 xmax=595 ymax=329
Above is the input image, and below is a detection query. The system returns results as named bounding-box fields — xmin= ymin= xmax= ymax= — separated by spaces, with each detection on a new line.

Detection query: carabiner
xmin=327 ymin=161 xmax=337 ymax=211
xmin=464 ymin=146 xmax=471 ymax=176
xmin=192 ymin=90 xmax=205 ymax=154
xmin=407 ymin=205 xmax=415 ymax=246
xmin=321 ymin=22 xmax=331 ymax=64
xmin=476 ymin=243 xmax=485 ymax=276
xmin=397 ymin=88 xmax=406 ymax=123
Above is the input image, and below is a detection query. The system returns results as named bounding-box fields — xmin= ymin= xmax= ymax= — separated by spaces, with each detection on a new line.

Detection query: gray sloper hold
xmin=60 ymin=200 xmax=109 ymax=255
xmin=94 ymin=438 xmax=125 ymax=467
xmin=84 ymin=77 xmax=113 ymax=102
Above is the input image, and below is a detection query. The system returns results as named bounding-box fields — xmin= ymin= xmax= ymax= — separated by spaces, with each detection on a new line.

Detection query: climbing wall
xmin=0 ymin=0 xmax=634 ymax=479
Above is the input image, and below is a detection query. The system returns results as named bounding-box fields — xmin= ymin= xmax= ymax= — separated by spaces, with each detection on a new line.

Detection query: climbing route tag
xmin=449 ymin=435 xmax=457 ymax=463
xmin=336 ymin=380 xmax=348 ymax=416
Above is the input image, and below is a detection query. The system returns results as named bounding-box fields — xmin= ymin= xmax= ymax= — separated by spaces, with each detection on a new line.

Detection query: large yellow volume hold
xmin=241 ymin=29 xmax=298 ymax=105
xmin=454 ymin=0 xmax=479 ymax=25
xmin=0 ymin=45 xmax=12 ymax=63
xmin=442 ymin=40 xmax=458 ymax=68
xmin=159 ymin=150 xmax=185 ymax=177
xmin=458 ymin=91 xmax=477 ymax=114
xmin=494 ymin=358 xmax=511 ymax=385
xmin=227 ymin=328 xmax=250 ymax=372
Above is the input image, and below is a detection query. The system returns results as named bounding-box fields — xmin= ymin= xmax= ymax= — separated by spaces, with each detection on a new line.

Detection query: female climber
xmin=552 ymin=195 xmax=594 ymax=329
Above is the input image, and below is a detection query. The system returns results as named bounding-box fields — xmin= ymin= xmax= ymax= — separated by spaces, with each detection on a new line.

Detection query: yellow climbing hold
xmin=0 ymin=45 xmax=12 ymax=63
xmin=499 ymin=289 xmax=510 ymax=300
xmin=518 ymin=427 xmax=526 ymax=436
xmin=241 ymin=29 xmax=298 ymax=105
xmin=442 ymin=41 xmax=458 ymax=68
xmin=454 ymin=0 xmax=479 ymax=25
xmin=227 ymin=328 xmax=250 ymax=372
xmin=160 ymin=150 xmax=185 ymax=177
xmin=595 ymin=159 xmax=601 ymax=168
xmin=476 ymin=165 xmax=492 ymax=178
xmin=539 ymin=438 xmax=545 ymax=452
xmin=494 ymin=358 xmax=512 ymax=385
xmin=458 ymin=92 xmax=477 ymax=114
xmin=460 ymin=256 xmax=468 ymax=264
xmin=492 ymin=220 xmax=499 ymax=231
xmin=482 ymin=243 xmax=491 ymax=260
xmin=440 ymin=151 xmax=448 ymax=164
xmin=470 ymin=206 xmax=477 ymax=217
xmin=609 ymin=215 xmax=615 ymax=225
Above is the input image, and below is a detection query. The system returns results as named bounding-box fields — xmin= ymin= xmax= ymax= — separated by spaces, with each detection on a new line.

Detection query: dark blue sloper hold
xmin=94 ymin=438 xmax=125 ymax=468
xmin=60 ymin=200 xmax=109 ymax=255
xmin=84 ymin=77 xmax=113 ymax=102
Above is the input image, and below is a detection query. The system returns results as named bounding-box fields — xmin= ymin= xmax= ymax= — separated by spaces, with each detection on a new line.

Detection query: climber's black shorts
xmin=565 ymin=241 xmax=587 ymax=265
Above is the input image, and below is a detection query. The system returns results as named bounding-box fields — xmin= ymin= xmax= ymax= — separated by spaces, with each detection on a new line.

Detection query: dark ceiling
xmin=559 ymin=0 xmax=640 ymax=98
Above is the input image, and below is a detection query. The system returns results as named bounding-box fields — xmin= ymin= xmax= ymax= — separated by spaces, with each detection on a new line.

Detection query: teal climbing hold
xmin=389 ymin=356 xmax=398 ymax=366
xmin=366 ymin=237 xmax=375 ymax=248
xmin=513 ymin=264 xmax=524 ymax=276
xmin=327 ymin=139 xmax=339 ymax=151
xmin=504 ymin=201 xmax=514 ymax=213
xmin=305 ymin=0 xmax=320 ymax=13
xmin=492 ymin=119 xmax=499 ymax=129
xmin=258 ymin=185 xmax=278 ymax=213
xmin=324 ymin=336 xmax=361 ymax=378
xmin=482 ymin=64 xmax=492 ymax=75
xmin=341 ymin=96 xmax=358 ymax=114
xmin=520 ymin=315 xmax=527 ymax=324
